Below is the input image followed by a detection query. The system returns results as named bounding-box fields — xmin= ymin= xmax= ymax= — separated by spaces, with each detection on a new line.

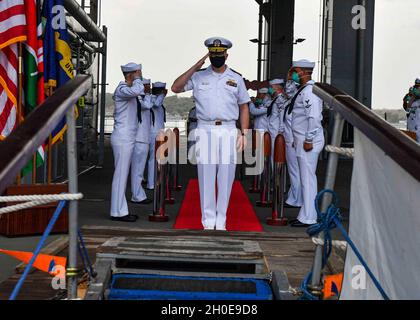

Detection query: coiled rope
xmin=300 ymin=189 xmax=390 ymax=300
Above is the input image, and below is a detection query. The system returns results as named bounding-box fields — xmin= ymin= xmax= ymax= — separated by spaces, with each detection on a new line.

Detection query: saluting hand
xmin=196 ymin=53 xmax=209 ymax=70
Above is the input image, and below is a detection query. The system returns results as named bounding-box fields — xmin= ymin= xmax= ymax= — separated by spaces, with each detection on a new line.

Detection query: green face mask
xmin=256 ymin=98 xmax=263 ymax=105
xmin=291 ymin=72 xmax=301 ymax=85
xmin=413 ymin=87 xmax=420 ymax=98
xmin=268 ymin=87 xmax=275 ymax=95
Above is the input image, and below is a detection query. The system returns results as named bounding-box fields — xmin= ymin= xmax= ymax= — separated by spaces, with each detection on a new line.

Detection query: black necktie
xmin=136 ymin=97 xmax=142 ymax=123
xmin=150 ymin=109 xmax=155 ymax=126
xmin=267 ymin=96 xmax=280 ymax=117
xmin=162 ymin=105 xmax=166 ymax=123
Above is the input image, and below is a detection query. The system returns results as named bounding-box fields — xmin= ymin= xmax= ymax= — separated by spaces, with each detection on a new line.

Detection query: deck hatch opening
xmin=115 ymin=258 xmax=257 ymax=274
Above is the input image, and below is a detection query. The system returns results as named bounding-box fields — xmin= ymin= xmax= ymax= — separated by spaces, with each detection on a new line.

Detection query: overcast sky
xmin=100 ymin=0 xmax=420 ymax=110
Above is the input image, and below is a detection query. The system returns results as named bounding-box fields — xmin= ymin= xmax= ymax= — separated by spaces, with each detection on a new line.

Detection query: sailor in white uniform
xmin=147 ymin=82 xmax=168 ymax=190
xmin=283 ymin=80 xmax=302 ymax=208
xmin=171 ymin=37 xmax=250 ymax=231
xmin=130 ymin=78 xmax=154 ymax=204
xmin=266 ymin=79 xmax=287 ymax=156
xmin=288 ymin=59 xmax=325 ymax=227
xmin=249 ymin=88 xmax=270 ymax=135
xmin=404 ymin=79 xmax=420 ymax=142
xmin=110 ymin=62 xmax=144 ymax=222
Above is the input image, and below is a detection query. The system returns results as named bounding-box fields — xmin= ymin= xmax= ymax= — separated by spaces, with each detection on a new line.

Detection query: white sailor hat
xmin=415 ymin=78 xmax=420 ymax=85
xmin=269 ymin=79 xmax=285 ymax=86
xmin=292 ymin=59 xmax=315 ymax=69
xmin=121 ymin=62 xmax=142 ymax=73
xmin=258 ymin=88 xmax=269 ymax=94
xmin=205 ymin=37 xmax=232 ymax=53
xmin=142 ymin=78 xmax=151 ymax=85
xmin=153 ymin=82 xmax=166 ymax=88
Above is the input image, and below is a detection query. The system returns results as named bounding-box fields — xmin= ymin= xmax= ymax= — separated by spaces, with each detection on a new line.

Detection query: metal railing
xmin=308 ymin=82 xmax=420 ymax=294
xmin=0 ymin=75 xmax=92 ymax=300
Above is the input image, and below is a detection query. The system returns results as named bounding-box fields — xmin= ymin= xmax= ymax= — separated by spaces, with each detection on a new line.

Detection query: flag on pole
xmin=21 ymin=0 xmax=45 ymax=177
xmin=42 ymin=0 xmax=76 ymax=145
xmin=0 ymin=0 xmax=27 ymax=49
xmin=0 ymin=0 xmax=27 ymax=140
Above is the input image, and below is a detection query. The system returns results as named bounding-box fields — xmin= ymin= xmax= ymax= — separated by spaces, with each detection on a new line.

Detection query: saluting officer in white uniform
xmin=147 ymin=82 xmax=168 ymax=190
xmin=283 ymin=80 xmax=302 ymax=208
xmin=110 ymin=63 xmax=144 ymax=222
xmin=130 ymin=78 xmax=154 ymax=204
xmin=288 ymin=59 xmax=325 ymax=227
xmin=171 ymin=37 xmax=250 ymax=231
xmin=249 ymin=88 xmax=270 ymax=134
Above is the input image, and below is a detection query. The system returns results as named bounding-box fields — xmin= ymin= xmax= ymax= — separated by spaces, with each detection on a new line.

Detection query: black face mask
xmin=210 ymin=56 xmax=226 ymax=68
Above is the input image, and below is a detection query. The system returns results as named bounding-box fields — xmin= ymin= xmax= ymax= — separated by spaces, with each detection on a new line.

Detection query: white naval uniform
xmin=282 ymin=99 xmax=302 ymax=207
xmin=110 ymin=78 xmax=144 ymax=217
xmin=268 ymin=94 xmax=287 ymax=155
xmin=131 ymin=94 xmax=154 ymax=202
xmin=291 ymin=80 xmax=324 ymax=224
xmin=249 ymin=99 xmax=270 ymax=133
xmin=412 ymin=99 xmax=420 ymax=143
xmin=184 ymin=66 xmax=250 ymax=230
xmin=147 ymin=94 xmax=166 ymax=189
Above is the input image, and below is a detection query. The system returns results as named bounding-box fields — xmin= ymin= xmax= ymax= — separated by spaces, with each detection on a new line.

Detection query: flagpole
xmin=17 ymin=42 xmax=24 ymax=186
xmin=32 ymin=154 xmax=37 ymax=184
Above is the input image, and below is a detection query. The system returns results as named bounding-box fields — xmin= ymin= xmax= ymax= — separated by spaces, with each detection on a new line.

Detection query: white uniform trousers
xmin=131 ymin=142 xmax=149 ymax=202
xmin=196 ymin=123 xmax=237 ymax=230
xmin=294 ymin=137 xmax=324 ymax=224
xmin=110 ymin=140 xmax=135 ymax=217
xmin=147 ymin=132 xmax=158 ymax=189
xmin=285 ymin=142 xmax=302 ymax=207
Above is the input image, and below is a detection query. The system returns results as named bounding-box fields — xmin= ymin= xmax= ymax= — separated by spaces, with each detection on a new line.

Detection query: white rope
xmin=325 ymin=145 xmax=354 ymax=159
xmin=0 ymin=193 xmax=83 ymax=215
xmin=312 ymin=237 xmax=348 ymax=251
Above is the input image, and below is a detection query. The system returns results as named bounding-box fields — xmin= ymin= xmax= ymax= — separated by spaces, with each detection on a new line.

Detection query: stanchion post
xmin=149 ymin=133 xmax=169 ymax=222
xmin=249 ymin=130 xmax=261 ymax=193
xmin=309 ymin=111 xmax=345 ymax=292
xmin=164 ymin=129 xmax=175 ymax=204
xmin=267 ymin=134 xmax=288 ymax=226
xmin=172 ymin=127 xmax=182 ymax=191
xmin=66 ymin=105 xmax=79 ymax=300
xmin=256 ymin=132 xmax=272 ymax=207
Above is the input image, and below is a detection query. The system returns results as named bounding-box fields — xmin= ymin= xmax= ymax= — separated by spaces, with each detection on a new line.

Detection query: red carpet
xmin=173 ymin=179 xmax=263 ymax=232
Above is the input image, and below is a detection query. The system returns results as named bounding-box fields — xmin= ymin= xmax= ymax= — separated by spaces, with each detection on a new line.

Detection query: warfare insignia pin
xmin=226 ymin=80 xmax=237 ymax=87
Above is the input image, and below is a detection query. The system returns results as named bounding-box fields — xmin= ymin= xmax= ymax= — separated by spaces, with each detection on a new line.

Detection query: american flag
xmin=0 ymin=0 xmax=27 ymax=140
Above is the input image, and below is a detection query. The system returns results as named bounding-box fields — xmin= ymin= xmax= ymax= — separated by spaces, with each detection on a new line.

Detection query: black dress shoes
xmin=131 ymin=198 xmax=153 ymax=205
xmin=110 ymin=214 xmax=138 ymax=222
xmin=290 ymin=220 xmax=312 ymax=228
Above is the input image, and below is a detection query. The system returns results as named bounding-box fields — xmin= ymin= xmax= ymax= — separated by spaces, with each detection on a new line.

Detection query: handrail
xmin=314 ymin=82 xmax=420 ymax=183
xmin=0 ymin=75 xmax=91 ymax=194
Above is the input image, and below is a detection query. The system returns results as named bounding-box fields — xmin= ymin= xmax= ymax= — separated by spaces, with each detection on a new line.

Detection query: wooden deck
xmin=0 ymin=225 xmax=347 ymax=300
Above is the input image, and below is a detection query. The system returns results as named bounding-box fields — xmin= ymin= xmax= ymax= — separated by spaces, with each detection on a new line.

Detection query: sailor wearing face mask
xmin=287 ymin=59 xmax=324 ymax=227
xmin=249 ymin=88 xmax=270 ymax=134
xmin=147 ymin=82 xmax=168 ymax=190
xmin=283 ymin=80 xmax=302 ymax=208
xmin=266 ymin=79 xmax=287 ymax=157
xmin=171 ymin=37 xmax=250 ymax=231
xmin=110 ymin=62 xmax=144 ymax=222
xmin=130 ymin=78 xmax=154 ymax=204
